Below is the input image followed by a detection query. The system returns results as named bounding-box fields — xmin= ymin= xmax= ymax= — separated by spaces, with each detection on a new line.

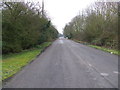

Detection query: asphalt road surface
xmin=4 ymin=38 xmax=118 ymax=88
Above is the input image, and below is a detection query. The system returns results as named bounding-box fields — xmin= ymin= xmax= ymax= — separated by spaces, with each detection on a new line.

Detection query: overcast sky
xmin=38 ymin=0 xmax=96 ymax=34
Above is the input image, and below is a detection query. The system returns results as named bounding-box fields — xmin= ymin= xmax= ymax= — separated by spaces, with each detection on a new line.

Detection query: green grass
xmin=2 ymin=42 xmax=51 ymax=80
xmin=72 ymin=39 xmax=120 ymax=55
xmin=88 ymin=45 xmax=120 ymax=55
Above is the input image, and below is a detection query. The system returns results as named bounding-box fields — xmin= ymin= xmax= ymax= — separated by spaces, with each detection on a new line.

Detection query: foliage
xmin=63 ymin=2 xmax=118 ymax=50
xmin=2 ymin=2 xmax=58 ymax=54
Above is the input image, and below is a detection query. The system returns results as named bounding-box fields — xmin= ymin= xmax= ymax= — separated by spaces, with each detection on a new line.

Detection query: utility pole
xmin=42 ymin=0 xmax=45 ymax=18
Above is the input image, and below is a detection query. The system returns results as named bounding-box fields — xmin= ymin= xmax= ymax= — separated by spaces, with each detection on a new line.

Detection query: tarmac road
xmin=4 ymin=38 xmax=118 ymax=88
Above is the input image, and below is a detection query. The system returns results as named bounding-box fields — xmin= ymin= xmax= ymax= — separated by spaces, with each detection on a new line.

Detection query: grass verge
xmin=2 ymin=42 xmax=51 ymax=80
xmin=72 ymin=39 xmax=119 ymax=55
xmin=88 ymin=45 xmax=120 ymax=55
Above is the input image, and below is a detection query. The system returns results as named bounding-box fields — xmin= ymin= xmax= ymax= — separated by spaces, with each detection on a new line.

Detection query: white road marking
xmin=59 ymin=40 xmax=64 ymax=44
xmin=88 ymin=64 xmax=92 ymax=67
xmin=100 ymin=73 xmax=109 ymax=77
xmin=113 ymin=71 xmax=119 ymax=74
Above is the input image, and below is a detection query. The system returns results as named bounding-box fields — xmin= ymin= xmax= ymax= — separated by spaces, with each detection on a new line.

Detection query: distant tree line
xmin=64 ymin=2 xmax=118 ymax=49
xmin=2 ymin=2 xmax=58 ymax=54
